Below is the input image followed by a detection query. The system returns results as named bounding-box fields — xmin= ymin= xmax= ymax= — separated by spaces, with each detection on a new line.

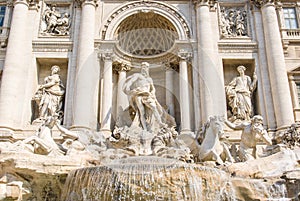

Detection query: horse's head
xmin=209 ymin=116 xmax=225 ymax=138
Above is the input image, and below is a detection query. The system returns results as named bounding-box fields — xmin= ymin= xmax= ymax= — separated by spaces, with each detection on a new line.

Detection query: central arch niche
xmin=115 ymin=12 xmax=178 ymax=57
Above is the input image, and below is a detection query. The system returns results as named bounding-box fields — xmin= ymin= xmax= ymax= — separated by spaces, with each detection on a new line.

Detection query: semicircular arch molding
xmin=101 ymin=1 xmax=191 ymax=41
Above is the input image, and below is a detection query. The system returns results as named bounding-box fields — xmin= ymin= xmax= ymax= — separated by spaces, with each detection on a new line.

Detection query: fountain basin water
xmin=61 ymin=156 xmax=236 ymax=201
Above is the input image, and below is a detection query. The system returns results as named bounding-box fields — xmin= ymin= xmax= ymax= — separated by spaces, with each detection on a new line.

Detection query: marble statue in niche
xmin=42 ymin=5 xmax=70 ymax=36
xmin=220 ymin=7 xmax=248 ymax=38
xmin=225 ymin=65 xmax=257 ymax=122
xmin=123 ymin=62 xmax=176 ymax=131
xmin=32 ymin=65 xmax=65 ymax=123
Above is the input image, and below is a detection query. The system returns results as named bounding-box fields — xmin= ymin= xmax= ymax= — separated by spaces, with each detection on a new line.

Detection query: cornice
xmin=32 ymin=40 xmax=73 ymax=52
xmin=218 ymin=41 xmax=258 ymax=53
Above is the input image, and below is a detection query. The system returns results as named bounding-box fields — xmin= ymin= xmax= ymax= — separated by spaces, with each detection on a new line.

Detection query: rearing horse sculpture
xmin=196 ymin=116 xmax=234 ymax=165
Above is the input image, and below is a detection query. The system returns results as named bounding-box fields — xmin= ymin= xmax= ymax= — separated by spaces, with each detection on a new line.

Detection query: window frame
xmin=283 ymin=7 xmax=299 ymax=29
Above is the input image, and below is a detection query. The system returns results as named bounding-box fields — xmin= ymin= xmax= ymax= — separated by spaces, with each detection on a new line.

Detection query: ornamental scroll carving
xmin=250 ymin=0 xmax=281 ymax=8
xmin=41 ymin=5 xmax=71 ymax=36
xmin=220 ymin=7 xmax=248 ymax=38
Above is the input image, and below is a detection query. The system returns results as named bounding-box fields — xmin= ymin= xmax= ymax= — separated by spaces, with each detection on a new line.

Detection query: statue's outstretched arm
xmin=225 ymin=119 xmax=244 ymax=130
xmin=55 ymin=123 xmax=78 ymax=140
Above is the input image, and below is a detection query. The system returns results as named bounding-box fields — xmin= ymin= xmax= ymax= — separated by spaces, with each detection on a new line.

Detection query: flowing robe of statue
xmin=33 ymin=65 xmax=65 ymax=121
xmin=226 ymin=66 xmax=257 ymax=122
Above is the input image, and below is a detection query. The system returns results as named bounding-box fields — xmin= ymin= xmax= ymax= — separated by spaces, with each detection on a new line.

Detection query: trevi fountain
xmin=0 ymin=61 xmax=299 ymax=200
xmin=0 ymin=0 xmax=300 ymax=200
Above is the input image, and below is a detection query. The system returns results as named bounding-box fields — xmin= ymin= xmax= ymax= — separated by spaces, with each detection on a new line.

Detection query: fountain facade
xmin=0 ymin=0 xmax=300 ymax=200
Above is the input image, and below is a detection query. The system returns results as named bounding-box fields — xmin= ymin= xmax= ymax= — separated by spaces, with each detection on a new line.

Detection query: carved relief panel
xmin=219 ymin=6 xmax=249 ymax=38
xmin=39 ymin=3 xmax=72 ymax=36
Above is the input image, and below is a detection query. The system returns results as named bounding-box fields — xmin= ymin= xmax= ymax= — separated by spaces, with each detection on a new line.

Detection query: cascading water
xmin=61 ymin=156 xmax=292 ymax=201
xmin=61 ymin=156 xmax=237 ymax=201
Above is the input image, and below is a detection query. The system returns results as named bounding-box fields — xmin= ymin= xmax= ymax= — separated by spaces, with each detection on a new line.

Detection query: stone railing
xmin=281 ymin=29 xmax=300 ymax=40
xmin=281 ymin=29 xmax=300 ymax=53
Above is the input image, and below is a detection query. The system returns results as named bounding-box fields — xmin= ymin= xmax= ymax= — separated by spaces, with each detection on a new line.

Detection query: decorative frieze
xmin=220 ymin=6 xmax=248 ymax=38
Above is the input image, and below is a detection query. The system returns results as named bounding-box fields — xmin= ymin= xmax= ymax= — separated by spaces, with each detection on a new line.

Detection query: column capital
xmin=12 ymin=0 xmax=29 ymax=6
xmin=178 ymin=50 xmax=192 ymax=62
xmin=113 ymin=63 xmax=131 ymax=74
xmin=194 ymin=0 xmax=217 ymax=9
xmin=8 ymin=0 xmax=40 ymax=7
xmin=164 ymin=63 xmax=179 ymax=72
xmin=250 ymin=0 xmax=281 ymax=9
xmin=75 ymin=0 xmax=98 ymax=7
xmin=101 ymin=50 xmax=114 ymax=61
xmin=7 ymin=0 xmax=13 ymax=7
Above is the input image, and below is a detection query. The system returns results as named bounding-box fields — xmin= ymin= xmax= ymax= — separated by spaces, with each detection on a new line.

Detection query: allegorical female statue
xmin=33 ymin=65 xmax=65 ymax=122
xmin=225 ymin=65 xmax=257 ymax=122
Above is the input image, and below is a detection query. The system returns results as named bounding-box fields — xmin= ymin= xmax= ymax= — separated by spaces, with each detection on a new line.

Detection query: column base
xmin=0 ymin=127 xmax=15 ymax=142
xmin=99 ymin=129 xmax=112 ymax=139
xmin=69 ymin=125 xmax=93 ymax=131
xmin=180 ymin=130 xmax=195 ymax=137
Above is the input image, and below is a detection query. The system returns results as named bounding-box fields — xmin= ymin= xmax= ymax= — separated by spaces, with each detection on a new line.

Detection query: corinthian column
xmin=195 ymin=0 xmax=226 ymax=123
xmin=0 ymin=0 xmax=31 ymax=129
xmin=178 ymin=50 xmax=192 ymax=134
xmin=72 ymin=0 xmax=99 ymax=130
xmin=254 ymin=0 xmax=294 ymax=129
xmin=100 ymin=51 xmax=113 ymax=138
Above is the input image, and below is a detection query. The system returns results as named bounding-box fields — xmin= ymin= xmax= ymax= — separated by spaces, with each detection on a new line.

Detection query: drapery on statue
xmin=225 ymin=65 xmax=257 ymax=122
xmin=225 ymin=115 xmax=273 ymax=161
xmin=33 ymin=65 xmax=65 ymax=122
xmin=123 ymin=62 xmax=176 ymax=131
